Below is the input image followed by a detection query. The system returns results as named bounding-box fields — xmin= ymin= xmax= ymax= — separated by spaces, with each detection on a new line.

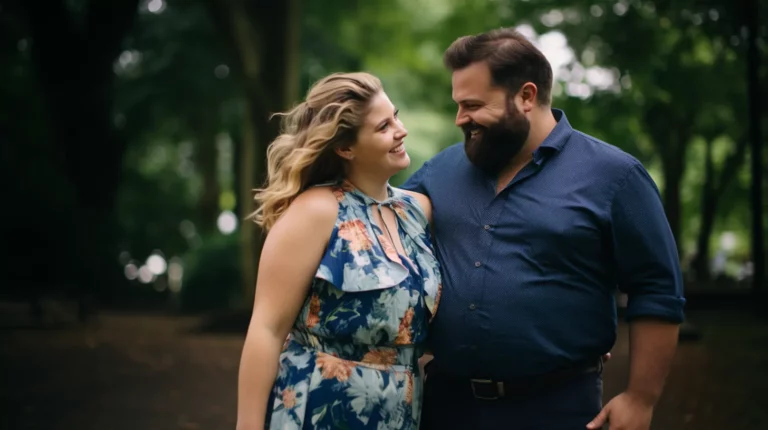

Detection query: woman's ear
xmin=334 ymin=147 xmax=354 ymax=161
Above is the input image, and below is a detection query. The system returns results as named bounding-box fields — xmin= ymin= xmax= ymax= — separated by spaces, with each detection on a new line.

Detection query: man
xmin=402 ymin=28 xmax=685 ymax=430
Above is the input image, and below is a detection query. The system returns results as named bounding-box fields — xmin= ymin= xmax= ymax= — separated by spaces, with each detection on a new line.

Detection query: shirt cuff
xmin=624 ymin=294 xmax=686 ymax=323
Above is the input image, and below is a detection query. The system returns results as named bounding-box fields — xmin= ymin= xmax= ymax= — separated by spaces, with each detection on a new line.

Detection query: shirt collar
xmin=533 ymin=108 xmax=573 ymax=163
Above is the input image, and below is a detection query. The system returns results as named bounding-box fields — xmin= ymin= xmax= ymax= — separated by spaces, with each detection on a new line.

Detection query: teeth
xmin=390 ymin=143 xmax=405 ymax=153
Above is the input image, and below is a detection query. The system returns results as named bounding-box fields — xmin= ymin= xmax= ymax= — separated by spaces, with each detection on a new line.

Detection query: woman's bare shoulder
xmin=396 ymin=188 xmax=432 ymax=221
xmin=275 ymin=186 xmax=339 ymax=232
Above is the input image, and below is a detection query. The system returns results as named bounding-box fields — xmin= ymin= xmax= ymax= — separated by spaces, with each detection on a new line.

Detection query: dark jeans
xmin=419 ymin=366 xmax=604 ymax=430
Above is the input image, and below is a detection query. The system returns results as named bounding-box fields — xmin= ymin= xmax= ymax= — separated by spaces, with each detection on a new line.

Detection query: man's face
xmin=451 ymin=61 xmax=530 ymax=175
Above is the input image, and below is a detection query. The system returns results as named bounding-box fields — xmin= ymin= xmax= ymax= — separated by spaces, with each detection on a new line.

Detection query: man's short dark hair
xmin=444 ymin=27 xmax=553 ymax=105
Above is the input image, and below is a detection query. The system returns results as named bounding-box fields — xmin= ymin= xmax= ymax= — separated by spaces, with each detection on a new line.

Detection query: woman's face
xmin=340 ymin=91 xmax=410 ymax=179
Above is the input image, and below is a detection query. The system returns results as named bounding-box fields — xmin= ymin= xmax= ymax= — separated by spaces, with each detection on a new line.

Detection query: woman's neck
xmin=344 ymin=171 xmax=390 ymax=202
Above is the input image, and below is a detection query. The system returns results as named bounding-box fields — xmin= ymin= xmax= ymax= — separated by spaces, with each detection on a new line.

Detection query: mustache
xmin=462 ymin=122 xmax=486 ymax=134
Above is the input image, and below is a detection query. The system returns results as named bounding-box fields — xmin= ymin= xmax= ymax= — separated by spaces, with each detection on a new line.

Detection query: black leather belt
xmin=431 ymin=358 xmax=603 ymax=400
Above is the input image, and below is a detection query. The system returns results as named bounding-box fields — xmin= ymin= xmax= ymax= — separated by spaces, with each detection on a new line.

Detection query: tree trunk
xmin=693 ymin=139 xmax=716 ymax=283
xmin=239 ymin=101 xmax=258 ymax=306
xmin=692 ymin=135 xmax=749 ymax=285
xmin=745 ymin=0 xmax=765 ymax=299
xmin=659 ymin=133 xmax=687 ymax=257
xmin=646 ymin=105 xmax=689 ymax=258
xmin=208 ymin=0 xmax=301 ymax=307
xmin=21 ymin=0 xmax=140 ymax=321
xmin=194 ymin=113 xmax=220 ymax=234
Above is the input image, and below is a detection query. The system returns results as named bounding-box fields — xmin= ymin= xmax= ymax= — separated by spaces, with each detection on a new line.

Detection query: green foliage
xmin=2 ymin=0 xmax=764 ymax=303
xmin=117 ymin=137 xmax=199 ymax=259
xmin=335 ymin=0 xmax=765 ymax=278
xmin=179 ymin=232 xmax=242 ymax=312
xmin=116 ymin=1 xmax=240 ymax=147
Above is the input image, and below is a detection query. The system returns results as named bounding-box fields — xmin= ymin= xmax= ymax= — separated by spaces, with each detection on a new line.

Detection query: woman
xmin=237 ymin=72 xmax=442 ymax=430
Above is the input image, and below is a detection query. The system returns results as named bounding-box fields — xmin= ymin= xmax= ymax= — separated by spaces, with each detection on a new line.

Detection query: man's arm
xmin=615 ymin=163 xmax=685 ymax=401
xmin=626 ymin=319 xmax=678 ymax=405
xmin=588 ymin=163 xmax=685 ymax=430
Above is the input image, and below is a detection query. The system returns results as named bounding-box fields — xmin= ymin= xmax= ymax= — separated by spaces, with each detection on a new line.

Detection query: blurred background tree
xmin=0 ymin=0 xmax=765 ymax=319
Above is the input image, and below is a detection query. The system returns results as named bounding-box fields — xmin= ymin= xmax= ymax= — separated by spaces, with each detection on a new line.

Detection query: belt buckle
xmin=470 ymin=379 xmax=505 ymax=400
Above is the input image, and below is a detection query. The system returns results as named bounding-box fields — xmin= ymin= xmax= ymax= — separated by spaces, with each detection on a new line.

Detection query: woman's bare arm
xmin=236 ymin=188 xmax=338 ymax=430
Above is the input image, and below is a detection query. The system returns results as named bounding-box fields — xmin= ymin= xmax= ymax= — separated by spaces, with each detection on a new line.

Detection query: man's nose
xmin=455 ymin=109 xmax=470 ymax=127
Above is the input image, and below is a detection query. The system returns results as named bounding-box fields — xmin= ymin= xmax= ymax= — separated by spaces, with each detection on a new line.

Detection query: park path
xmin=0 ymin=302 xmax=764 ymax=429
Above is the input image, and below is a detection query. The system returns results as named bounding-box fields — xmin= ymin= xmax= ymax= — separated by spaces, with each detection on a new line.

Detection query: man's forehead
xmin=451 ymin=63 xmax=493 ymax=102
xmin=451 ymin=80 xmax=483 ymax=103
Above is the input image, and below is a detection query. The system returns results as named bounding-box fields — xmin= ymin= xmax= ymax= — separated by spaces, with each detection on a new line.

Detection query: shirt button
xmin=483 ymin=224 xmax=491 ymax=230
xmin=469 ymin=304 xmax=477 ymax=311
xmin=474 ymin=261 xmax=482 ymax=267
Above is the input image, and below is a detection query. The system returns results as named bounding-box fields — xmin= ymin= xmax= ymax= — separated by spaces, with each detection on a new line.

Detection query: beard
xmin=463 ymin=105 xmax=530 ymax=176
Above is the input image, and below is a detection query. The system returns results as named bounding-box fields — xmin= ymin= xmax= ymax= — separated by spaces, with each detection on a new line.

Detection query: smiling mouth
xmin=465 ymin=124 xmax=484 ymax=140
xmin=389 ymin=142 xmax=405 ymax=154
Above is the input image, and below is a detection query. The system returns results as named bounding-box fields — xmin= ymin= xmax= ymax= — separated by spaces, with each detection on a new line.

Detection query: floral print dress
xmin=265 ymin=181 xmax=442 ymax=430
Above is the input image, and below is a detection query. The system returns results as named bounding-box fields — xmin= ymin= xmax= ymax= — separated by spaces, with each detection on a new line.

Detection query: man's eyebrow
xmin=457 ymin=99 xmax=484 ymax=105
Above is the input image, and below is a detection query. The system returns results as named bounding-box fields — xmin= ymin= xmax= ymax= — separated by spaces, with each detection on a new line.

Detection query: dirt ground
xmin=0 ymin=302 xmax=765 ymax=430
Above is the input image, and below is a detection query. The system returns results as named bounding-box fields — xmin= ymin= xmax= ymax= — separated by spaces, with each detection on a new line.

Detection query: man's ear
xmin=518 ymin=82 xmax=538 ymax=113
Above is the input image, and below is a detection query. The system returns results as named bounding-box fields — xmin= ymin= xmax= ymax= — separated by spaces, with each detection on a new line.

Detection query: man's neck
xmin=496 ymin=107 xmax=557 ymax=191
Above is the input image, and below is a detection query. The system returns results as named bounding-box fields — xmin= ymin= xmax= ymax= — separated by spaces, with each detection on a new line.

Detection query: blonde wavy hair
xmin=249 ymin=72 xmax=383 ymax=230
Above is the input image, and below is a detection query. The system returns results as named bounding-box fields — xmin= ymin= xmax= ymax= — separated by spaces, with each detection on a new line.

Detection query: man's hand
xmin=588 ymin=320 xmax=677 ymax=429
xmin=418 ymin=353 xmax=434 ymax=380
xmin=586 ymin=391 xmax=654 ymax=430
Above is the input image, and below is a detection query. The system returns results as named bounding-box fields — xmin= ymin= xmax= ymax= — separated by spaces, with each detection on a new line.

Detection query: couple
xmin=236 ymin=28 xmax=685 ymax=430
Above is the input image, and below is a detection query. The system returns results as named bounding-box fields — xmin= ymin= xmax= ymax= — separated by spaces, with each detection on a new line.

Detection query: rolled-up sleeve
xmin=611 ymin=163 xmax=686 ymax=323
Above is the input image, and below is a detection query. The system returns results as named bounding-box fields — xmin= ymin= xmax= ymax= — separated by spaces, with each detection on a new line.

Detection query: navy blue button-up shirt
xmin=401 ymin=109 xmax=685 ymax=380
